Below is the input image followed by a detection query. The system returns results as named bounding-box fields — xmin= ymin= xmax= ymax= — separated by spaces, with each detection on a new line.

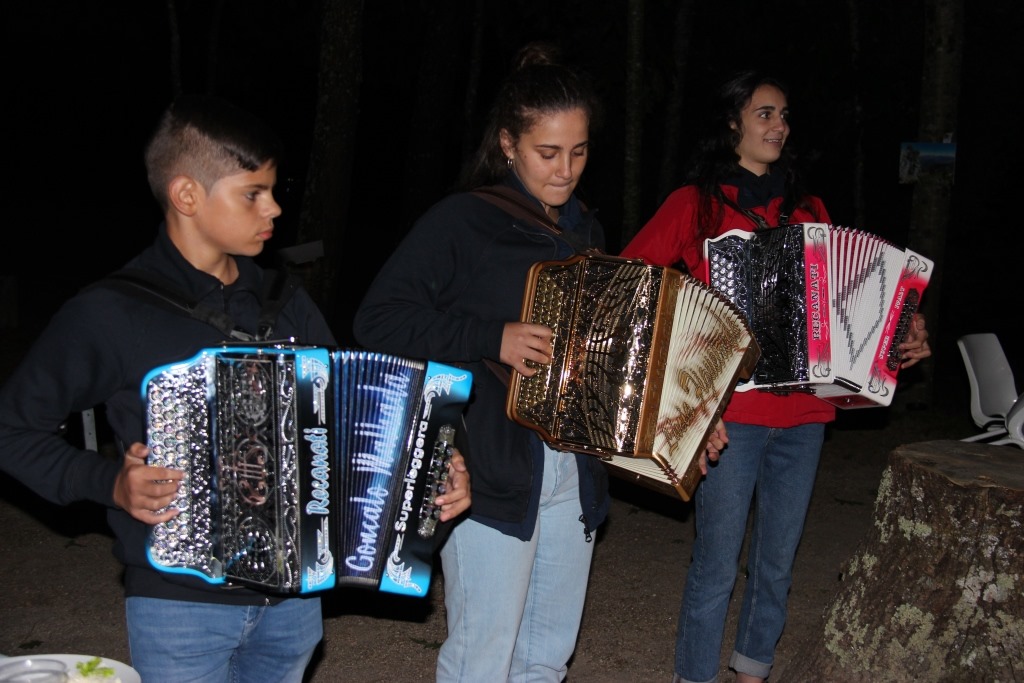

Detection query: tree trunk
xmin=844 ymin=0 xmax=866 ymax=230
xmin=204 ymin=0 xmax=225 ymax=93
xmin=401 ymin=1 xmax=464 ymax=228
xmin=902 ymin=0 xmax=963 ymax=408
xmin=165 ymin=0 xmax=182 ymax=96
xmin=784 ymin=440 xmax=1023 ymax=682
xmin=459 ymin=0 xmax=485 ymax=165
xmin=654 ymin=0 xmax=694 ymax=209
xmin=296 ymin=0 xmax=364 ymax=335
xmin=620 ymin=0 xmax=644 ymax=245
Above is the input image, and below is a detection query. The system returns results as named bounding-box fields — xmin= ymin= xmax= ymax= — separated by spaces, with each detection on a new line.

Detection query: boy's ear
xmin=168 ymin=175 xmax=202 ymax=216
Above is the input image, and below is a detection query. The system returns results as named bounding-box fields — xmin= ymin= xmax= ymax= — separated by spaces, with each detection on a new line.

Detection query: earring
xmin=507 ymin=157 xmax=514 ymax=168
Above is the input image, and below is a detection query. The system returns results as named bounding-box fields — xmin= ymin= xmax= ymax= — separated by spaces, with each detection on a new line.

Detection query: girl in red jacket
xmin=622 ymin=70 xmax=931 ymax=683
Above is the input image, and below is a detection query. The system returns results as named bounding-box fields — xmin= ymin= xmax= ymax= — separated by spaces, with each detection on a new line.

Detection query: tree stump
xmin=784 ymin=440 xmax=1023 ymax=682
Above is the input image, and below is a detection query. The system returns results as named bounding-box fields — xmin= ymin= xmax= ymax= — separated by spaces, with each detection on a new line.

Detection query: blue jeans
xmin=437 ymin=446 xmax=595 ymax=682
xmin=126 ymin=596 xmax=322 ymax=683
xmin=674 ymin=422 xmax=825 ymax=683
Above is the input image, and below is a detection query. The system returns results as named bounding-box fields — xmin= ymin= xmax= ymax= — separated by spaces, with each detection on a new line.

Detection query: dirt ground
xmin=0 ymin=386 xmax=981 ymax=682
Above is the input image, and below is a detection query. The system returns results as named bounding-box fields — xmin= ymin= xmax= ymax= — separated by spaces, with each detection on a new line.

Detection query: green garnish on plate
xmin=75 ymin=657 xmax=116 ymax=679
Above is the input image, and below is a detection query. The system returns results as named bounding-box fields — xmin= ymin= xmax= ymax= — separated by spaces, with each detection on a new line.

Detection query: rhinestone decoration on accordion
xmin=707 ymin=226 xmax=810 ymax=385
xmin=147 ymin=358 xmax=216 ymax=574
xmin=515 ymin=257 xmax=663 ymax=453
xmin=517 ymin=269 xmax=567 ymax=416
xmin=145 ymin=351 xmax=303 ymax=589
xmin=213 ymin=354 xmax=300 ymax=588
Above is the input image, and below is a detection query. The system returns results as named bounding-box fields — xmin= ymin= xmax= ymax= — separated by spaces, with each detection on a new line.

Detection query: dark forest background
xmin=5 ymin=0 xmax=1021 ymax=424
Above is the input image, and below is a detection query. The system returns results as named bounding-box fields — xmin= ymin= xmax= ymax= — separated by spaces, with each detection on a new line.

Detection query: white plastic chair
xmin=957 ymin=333 xmax=1019 ymax=443
xmin=990 ymin=392 xmax=1024 ymax=449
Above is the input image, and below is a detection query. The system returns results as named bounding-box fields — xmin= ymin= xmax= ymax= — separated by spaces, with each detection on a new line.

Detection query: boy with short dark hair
xmin=0 ymin=94 xmax=470 ymax=683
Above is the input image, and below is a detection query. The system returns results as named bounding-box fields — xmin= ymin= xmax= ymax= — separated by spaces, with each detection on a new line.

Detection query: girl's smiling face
xmin=732 ymin=84 xmax=790 ymax=176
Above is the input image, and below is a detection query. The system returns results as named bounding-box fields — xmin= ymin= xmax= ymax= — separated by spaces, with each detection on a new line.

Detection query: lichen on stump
xmin=784 ymin=440 xmax=1023 ymax=682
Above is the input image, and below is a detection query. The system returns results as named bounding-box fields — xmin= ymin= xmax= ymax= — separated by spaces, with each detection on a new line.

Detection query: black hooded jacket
xmin=0 ymin=224 xmax=335 ymax=604
xmin=353 ymin=175 xmax=610 ymax=539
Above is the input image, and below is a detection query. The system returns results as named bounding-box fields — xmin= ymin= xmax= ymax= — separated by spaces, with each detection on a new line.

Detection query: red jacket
xmin=621 ymin=183 xmax=835 ymax=428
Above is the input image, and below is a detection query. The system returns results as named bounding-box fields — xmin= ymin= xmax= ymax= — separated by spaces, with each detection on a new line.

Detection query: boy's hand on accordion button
xmin=114 ymin=442 xmax=184 ymax=524
xmin=434 ymin=448 xmax=471 ymax=521
xmin=501 ymin=321 xmax=554 ymax=377
xmin=898 ymin=313 xmax=931 ymax=369
xmin=699 ymin=420 xmax=729 ymax=475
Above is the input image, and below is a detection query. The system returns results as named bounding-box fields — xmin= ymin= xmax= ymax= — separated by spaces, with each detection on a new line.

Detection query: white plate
xmin=0 ymin=655 xmax=139 ymax=683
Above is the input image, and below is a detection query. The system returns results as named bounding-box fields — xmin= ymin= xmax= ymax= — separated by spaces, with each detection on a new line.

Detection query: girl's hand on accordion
xmin=114 ymin=442 xmax=184 ymax=524
xmin=501 ymin=322 xmax=554 ymax=377
xmin=699 ymin=420 xmax=729 ymax=475
xmin=898 ymin=314 xmax=931 ymax=369
xmin=435 ymin=448 xmax=471 ymax=521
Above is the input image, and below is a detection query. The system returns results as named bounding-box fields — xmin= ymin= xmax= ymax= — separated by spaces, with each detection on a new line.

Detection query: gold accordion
xmin=507 ymin=254 xmax=760 ymax=501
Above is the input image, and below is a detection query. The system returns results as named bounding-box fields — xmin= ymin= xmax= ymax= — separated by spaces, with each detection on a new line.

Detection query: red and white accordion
xmin=507 ymin=254 xmax=760 ymax=501
xmin=704 ymin=223 xmax=933 ymax=408
xmin=142 ymin=345 xmax=472 ymax=596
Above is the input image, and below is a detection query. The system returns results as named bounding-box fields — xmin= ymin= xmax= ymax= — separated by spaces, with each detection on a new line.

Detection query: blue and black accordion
xmin=141 ymin=345 xmax=472 ymax=596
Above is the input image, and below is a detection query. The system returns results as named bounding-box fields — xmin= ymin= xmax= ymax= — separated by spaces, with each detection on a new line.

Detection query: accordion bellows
xmin=704 ymin=223 xmax=933 ymax=408
xmin=507 ymin=254 xmax=760 ymax=501
xmin=143 ymin=346 xmax=472 ymax=596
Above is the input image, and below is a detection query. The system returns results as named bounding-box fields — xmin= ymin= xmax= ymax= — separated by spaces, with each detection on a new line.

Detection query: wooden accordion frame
xmin=507 ymin=254 xmax=760 ymax=501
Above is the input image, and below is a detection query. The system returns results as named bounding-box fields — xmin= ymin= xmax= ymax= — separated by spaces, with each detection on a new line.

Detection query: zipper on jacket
xmin=578 ymin=513 xmax=593 ymax=543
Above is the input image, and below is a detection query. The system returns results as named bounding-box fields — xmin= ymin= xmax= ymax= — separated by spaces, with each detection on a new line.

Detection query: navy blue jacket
xmin=0 ymin=224 xmax=335 ymax=604
xmin=353 ymin=176 xmax=610 ymax=540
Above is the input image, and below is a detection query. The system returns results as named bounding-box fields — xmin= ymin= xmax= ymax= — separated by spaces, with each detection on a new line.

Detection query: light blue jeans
xmin=674 ymin=422 xmax=825 ymax=683
xmin=126 ymin=596 xmax=322 ymax=683
xmin=437 ymin=446 xmax=594 ymax=682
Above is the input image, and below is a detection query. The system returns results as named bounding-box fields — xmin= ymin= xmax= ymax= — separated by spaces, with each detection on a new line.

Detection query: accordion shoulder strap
xmin=472 ymin=185 xmax=599 ymax=255
xmin=471 ymin=186 xmax=579 ymax=387
xmin=87 ymin=267 xmax=299 ymax=342
xmin=483 ymin=358 xmax=511 ymax=387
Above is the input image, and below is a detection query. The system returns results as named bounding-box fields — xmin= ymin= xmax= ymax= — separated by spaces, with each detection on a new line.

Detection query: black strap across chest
xmin=90 ymin=267 xmax=298 ymax=342
xmin=471 ymin=185 xmax=599 ymax=255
